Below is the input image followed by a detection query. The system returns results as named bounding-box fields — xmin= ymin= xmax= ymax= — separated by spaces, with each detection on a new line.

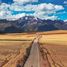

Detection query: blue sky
xmin=0 ymin=0 xmax=67 ymax=21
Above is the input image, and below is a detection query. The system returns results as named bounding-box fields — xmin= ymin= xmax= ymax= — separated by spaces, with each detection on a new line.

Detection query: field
xmin=39 ymin=30 xmax=67 ymax=67
xmin=0 ymin=33 xmax=35 ymax=67
xmin=0 ymin=30 xmax=67 ymax=67
xmin=0 ymin=33 xmax=35 ymax=40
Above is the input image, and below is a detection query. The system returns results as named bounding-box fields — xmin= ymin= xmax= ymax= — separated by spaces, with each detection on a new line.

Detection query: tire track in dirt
xmin=23 ymin=35 xmax=63 ymax=67
xmin=2 ymin=35 xmax=64 ymax=67
xmin=40 ymin=46 xmax=64 ymax=67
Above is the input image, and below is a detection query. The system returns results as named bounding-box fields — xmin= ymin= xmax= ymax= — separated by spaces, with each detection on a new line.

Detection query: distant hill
xmin=0 ymin=16 xmax=67 ymax=33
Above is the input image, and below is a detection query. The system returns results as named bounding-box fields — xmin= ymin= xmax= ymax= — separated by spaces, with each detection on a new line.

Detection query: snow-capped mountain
xmin=0 ymin=16 xmax=67 ymax=33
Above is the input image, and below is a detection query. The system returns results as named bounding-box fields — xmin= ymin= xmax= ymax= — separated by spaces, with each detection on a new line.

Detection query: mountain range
xmin=0 ymin=16 xmax=67 ymax=33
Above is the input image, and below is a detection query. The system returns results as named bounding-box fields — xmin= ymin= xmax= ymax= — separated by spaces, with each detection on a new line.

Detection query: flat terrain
xmin=39 ymin=30 xmax=67 ymax=67
xmin=0 ymin=33 xmax=35 ymax=67
xmin=0 ymin=41 xmax=33 ymax=66
xmin=0 ymin=30 xmax=67 ymax=67
xmin=0 ymin=33 xmax=35 ymax=40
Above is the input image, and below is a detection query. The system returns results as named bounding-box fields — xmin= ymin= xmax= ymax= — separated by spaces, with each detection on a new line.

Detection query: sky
xmin=0 ymin=0 xmax=67 ymax=21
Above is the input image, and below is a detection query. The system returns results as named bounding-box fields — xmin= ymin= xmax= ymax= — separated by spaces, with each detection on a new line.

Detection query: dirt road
xmin=24 ymin=37 xmax=40 ymax=67
xmin=24 ymin=37 xmax=51 ymax=67
xmin=23 ymin=34 xmax=64 ymax=67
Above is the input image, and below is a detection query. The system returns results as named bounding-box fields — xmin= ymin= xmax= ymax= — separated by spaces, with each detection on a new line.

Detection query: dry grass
xmin=39 ymin=30 xmax=67 ymax=67
xmin=40 ymin=34 xmax=67 ymax=45
xmin=39 ymin=30 xmax=67 ymax=35
xmin=0 ymin=33 xmax=35 ymax=67
xmin=0 ymin=41 xmax=32 ymax=67
xmin=40 ymin=44 xmax=67 ymax=67
xmin=0 ymin=33 xmax=35 ymax=40
xmin=0 ymin=30 xmax=67 ymax=67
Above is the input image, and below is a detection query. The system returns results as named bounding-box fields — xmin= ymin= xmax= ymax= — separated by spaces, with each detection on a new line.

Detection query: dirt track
xmin=1 ymin=33 xmax=67 ymax=67
xmin=23 ymin=36 xmax=62 ymax=67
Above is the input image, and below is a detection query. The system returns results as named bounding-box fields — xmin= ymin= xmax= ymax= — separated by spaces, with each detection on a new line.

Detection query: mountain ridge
xmin=0 ymin=16 xmax=67 ymax=33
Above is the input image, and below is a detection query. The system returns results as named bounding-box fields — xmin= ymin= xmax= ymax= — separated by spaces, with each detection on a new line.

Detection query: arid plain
xmin=0 ymin=30 xmax=67 ymax=67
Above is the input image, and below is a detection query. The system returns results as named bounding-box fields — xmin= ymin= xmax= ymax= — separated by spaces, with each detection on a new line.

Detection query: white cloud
xmin=0 ymin=3 xmax=10 ymax=10
xmin=0 ymin=3 xmax=26 ymax=20
xmin=0 ymin=11 xmax=12 ymax=19
xmin=10 ymin=3 xmax=64 ymax=12
xmin=10 ymin=3 xmax=37 ymax=11
xmin=24 ymin=4 xmax=37 ymax=11
xmin=0 ymin=11 xmax=11 ymax=19
xmin=0 ymin=2 xmax=64 ymax=20
xmin=36 ymin=3 xmax=64 ymax=11
xmin=64 ymin=20 xmax=67 ymax=22
xmin=37 ymin=3 xmax=54 ymax=11
xmin=0 ymin=11 xmax=4 ymax=16
xmin=64 ymin=1 xmax=67 ymax=5
xmin=55 ymin=5 xmax=64 ymax=11
xmin=0 ymin=3 xmax=11 ymax=19
xmin=13 ymin=0 xmax=38 ymax=4
xmin=33 ymin=3 xmax=64 ymax=20
xmin=6 ymin=13 xmax=26 ymax=21
xmin=43 ymin=16 xmax=57 ymax=20
xmin=10 ymin=3 xmax=24 ymax=11
xmin=34 ymin=11 xmax=57 ymax=20
xmin=56 ymin=11 xmax=67 ymax=15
